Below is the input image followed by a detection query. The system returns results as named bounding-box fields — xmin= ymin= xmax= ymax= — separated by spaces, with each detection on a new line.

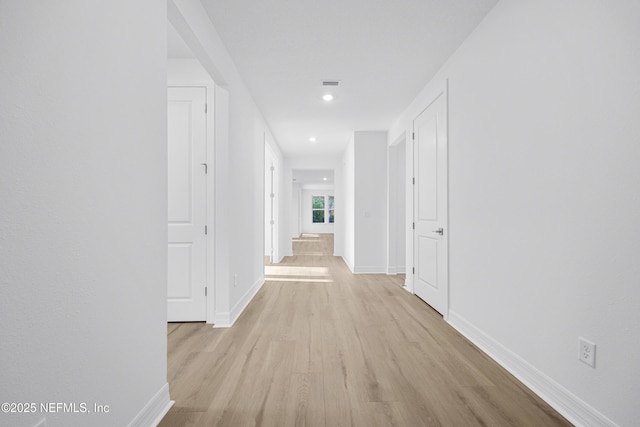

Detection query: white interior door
xmin=413 ymin=92 xmax=448 ymax=316
xmin=167 ymin=86 xmax=207 ymax=321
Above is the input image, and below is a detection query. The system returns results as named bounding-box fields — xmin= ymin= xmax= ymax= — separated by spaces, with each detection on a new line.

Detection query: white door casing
xmin=264 ymin=146 xmax=272 ymax=260
xmin=264 ymin=142 xmax=279 ymax=264
xmin=167 ymin=86 xmax=207 ymax=321
xmin=413 ymin=91 xmax=448 ymax=317
xmin=268 ymin=162 xmax=275 ymax=263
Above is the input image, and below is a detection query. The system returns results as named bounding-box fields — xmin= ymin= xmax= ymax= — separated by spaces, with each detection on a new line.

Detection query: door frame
xmin=407 ymin=80 xmax=449 ymax=320
xmin=264 ymin=137 xmax=280 ymax=264
xmin=167 ymin=80 xmax=216 ymax=323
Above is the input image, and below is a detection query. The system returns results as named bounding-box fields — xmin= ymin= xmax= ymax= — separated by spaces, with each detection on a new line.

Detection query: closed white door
xmin=413 ymin=92 xmax=448 ymax=316
xmin=167 ymin=86 xmax=207 ymax=321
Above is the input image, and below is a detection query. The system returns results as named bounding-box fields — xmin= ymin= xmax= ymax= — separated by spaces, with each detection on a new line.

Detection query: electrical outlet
xmin=579 ymin=338 xmax=596 ymax=368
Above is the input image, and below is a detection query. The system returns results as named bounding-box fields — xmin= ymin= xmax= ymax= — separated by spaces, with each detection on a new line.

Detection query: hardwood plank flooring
xmin=160 ymin=233 xmax=570 ymax=427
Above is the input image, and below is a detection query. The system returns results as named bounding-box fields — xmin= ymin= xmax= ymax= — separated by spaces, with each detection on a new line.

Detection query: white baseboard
xmin=447 ymin=311 xmax=618 ymax=427
xmin=338 ymin=257 xmax=388 ymax=275
xmin=353 ymin=266 xmax=387 ymax=274
xmin=213 ymin=277 xmax=264 ymax=329
xmin=341 ymin=256 xmax=355 ymax=273
xmin=230 ymin=276 xmax=264 ymax=324
xmin=387 ymin=265 xmax=407 ymax=275
xmin=212 ymin=311 xmax=231 ymax=328
xmin=127 ymin=382 xmax=174 ymax=427
xmin=403 ymin=275 xmax=413 ymax=291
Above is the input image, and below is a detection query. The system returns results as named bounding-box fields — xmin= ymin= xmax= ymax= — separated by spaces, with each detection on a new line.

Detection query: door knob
xmin=432 ymin=228 xmax=444 ymax=235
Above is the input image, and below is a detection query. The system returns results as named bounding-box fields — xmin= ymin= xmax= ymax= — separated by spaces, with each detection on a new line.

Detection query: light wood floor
xmin=160 ymin=233 xmax=570 ymax=426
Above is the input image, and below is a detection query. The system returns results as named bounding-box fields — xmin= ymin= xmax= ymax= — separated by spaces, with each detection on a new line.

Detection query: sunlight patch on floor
xmin=264 ymin=265 xmax=332 ymax=283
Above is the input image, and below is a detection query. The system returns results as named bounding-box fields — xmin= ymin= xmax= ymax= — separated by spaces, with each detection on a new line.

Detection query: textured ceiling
xmin=201 ymin=0 xmax=498 ymax=157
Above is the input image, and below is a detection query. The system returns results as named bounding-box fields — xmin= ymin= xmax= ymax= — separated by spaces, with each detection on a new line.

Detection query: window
xmin=312 ymin=196 xmax=325 ymax=223
xmin=312 ymin=195 xmax=335 ymax=224
xmin=328 ymin=196 xmax=334 ymax=223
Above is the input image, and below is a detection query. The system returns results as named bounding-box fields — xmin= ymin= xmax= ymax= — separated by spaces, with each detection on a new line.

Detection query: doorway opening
xmin=166 ymin=20 xmax=216 ymax=323
xmin=291 ymin=169 xmax=335 ymax=244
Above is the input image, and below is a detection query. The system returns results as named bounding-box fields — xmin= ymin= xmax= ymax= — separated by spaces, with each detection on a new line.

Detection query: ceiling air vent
xmin=322 ymin=80 xmax=340 ymax=86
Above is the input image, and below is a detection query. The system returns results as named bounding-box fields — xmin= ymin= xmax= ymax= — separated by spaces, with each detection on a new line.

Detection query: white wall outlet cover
xmin=579 ymin=337 xmax=596 ymax=368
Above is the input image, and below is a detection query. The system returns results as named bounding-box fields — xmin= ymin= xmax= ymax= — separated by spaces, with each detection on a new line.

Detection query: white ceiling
xmin=292 ymin=169 xmax=334 ymax=185
xmin=200 ymin=0 xmax=498 ymax=157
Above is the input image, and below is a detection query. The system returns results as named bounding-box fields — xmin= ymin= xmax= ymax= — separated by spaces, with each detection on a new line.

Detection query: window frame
xmin=311 ymin=195 xmax=334 ymax=224
xmin=311 ymin=195 xmax=325 ymax=223
xmin=328 ymin=195 xmax=335 ymax=223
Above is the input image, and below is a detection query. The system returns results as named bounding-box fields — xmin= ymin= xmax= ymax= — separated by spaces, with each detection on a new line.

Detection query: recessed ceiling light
xmin=323 ymin=177 xmax=327 ymax=181
xmin=309 ymin=137 xmax=316 ymax=142
xmin=322 ymin=94 xmax=334 ymax=102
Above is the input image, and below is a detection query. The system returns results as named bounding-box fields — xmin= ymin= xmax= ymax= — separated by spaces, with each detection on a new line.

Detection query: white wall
xmin=167 ymin=57 xmax=211 ymax=81
xmin=387 ymin=138 xmax=406 ymax=274
xmin=339 ymin=132 xmax=388 ymax=273
xmin=339 ymin=140 xmax=355 ymax=268
xmin=0 ymin=1 xmax=170 ymax=426
xmin=396 ymin=141 xmax=406 ymax=272
xmin=390 ymin=1 xmax=640 ymax=425
xmin=301 ymin=189 xmax=335 ymax=234
xmin=354 ymin=131 xmax=388 ymax=273
xmin=169 ymin=0 xmax=284 ymax=327
xmin=291 ymin=183 xmax=302 ymax=239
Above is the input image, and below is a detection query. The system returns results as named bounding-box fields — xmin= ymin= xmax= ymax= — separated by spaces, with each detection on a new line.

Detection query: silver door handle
xmin=432 ymin=228 xmax=444 ymax=235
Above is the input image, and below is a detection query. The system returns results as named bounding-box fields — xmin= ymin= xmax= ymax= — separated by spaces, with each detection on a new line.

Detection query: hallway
xmin=160 ymin=234 xmax=569 ymax=426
